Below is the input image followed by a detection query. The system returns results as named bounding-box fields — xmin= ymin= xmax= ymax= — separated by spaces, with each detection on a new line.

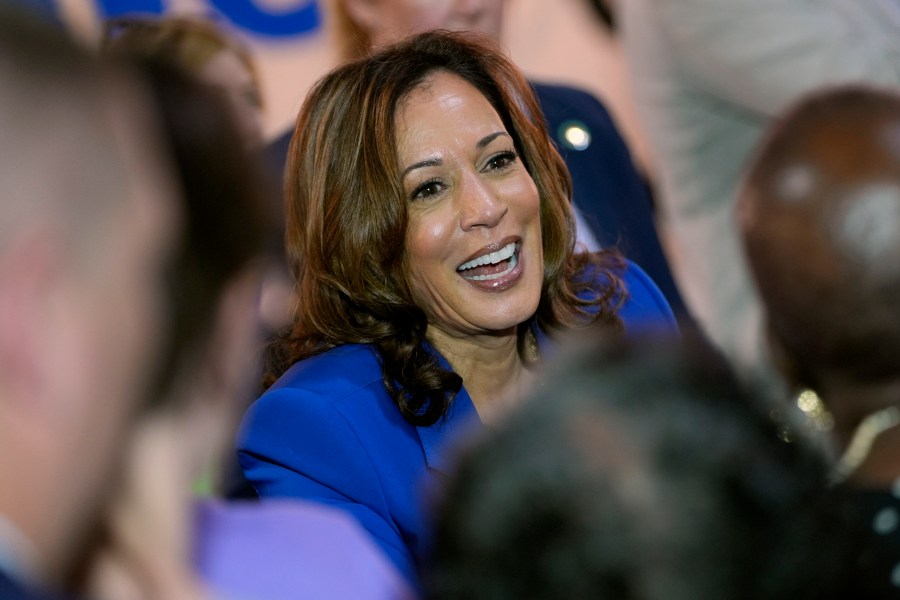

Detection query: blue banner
xmin=94 ymin=0 xmax=320 ymax=37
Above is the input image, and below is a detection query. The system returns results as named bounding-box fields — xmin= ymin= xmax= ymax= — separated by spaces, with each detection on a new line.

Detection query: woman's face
xmin=354 ymin=0 xmax=506 ymax=47
xmin=397 ymin=70 xmax=543 ymax=338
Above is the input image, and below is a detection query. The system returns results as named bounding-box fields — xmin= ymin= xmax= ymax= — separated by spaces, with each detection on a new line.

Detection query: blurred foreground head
xmin=427 ymin=335 xmax=833 ymax=600
xmin=73 ymin=48 xmax=277 ymax=600
xmin=0 ymin=6 xmax=178 ymax=587
xmin=739 ymin=85 xmax=900 ymax=436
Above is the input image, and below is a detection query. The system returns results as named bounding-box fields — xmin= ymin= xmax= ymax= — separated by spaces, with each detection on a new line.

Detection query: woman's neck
xmin=426 ymin=327 xmax=535 ymax=423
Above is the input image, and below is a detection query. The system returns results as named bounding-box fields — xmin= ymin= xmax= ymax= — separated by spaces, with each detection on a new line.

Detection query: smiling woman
xmin=236 ymin=30 xmax=677 ymax=589
xmin=398 ymin=71 xmax=546 ymax=386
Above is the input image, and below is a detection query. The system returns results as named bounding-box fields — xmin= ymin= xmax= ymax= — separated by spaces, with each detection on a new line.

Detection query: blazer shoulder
xmin=618 ymin=259 xmax=678 ymax=334
xmin=571 ymin=257 xmax=677 ymax=335
xmin=530 ymin=81 xmax=616 ymax=123
xmin=239 ymin=346 xmax=394 ymax=463
xmin=246 ymin=345 xmax=392 ymax=433
xmin=267 ymin=344 xmax=384 ymax=400
xmin=531 ymin=80 xmax=602 ymax=104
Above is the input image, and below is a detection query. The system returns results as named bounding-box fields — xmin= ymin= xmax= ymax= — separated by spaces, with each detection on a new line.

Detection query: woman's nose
xmin=458 ymin=172 xmax=508 ymax=231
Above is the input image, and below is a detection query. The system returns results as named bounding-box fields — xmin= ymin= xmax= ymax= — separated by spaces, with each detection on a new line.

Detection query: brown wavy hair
xmin=265 ymin=30 xmax=624 ymax=426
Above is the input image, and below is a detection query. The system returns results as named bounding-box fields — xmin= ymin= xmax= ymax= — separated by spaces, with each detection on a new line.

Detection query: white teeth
xmin=457 ymin=242 xmax=516 ymax=272
xmin=464 ymin=252 xmax=518 ymax=281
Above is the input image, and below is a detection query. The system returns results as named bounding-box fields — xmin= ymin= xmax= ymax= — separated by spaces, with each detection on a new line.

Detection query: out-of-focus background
xmin=55 ymin=0 xmax=652 ymax=174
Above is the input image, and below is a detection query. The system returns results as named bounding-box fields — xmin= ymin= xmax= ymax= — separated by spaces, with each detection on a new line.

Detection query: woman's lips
xmin=456 ymin=241 xmax=524 ymax=292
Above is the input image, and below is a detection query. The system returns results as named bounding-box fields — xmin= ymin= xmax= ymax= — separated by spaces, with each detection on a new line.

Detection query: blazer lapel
xmin=415 ymin=387 xmax=480 ymax=476
xmin=414 ymin=345 xmax=482 ymax=476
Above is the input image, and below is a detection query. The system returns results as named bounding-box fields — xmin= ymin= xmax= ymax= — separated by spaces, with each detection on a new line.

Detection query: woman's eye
xmin=411 ymin=178 xmax=444 ymax=201
xmin=483 ymin=150 xmax=518 ymax=172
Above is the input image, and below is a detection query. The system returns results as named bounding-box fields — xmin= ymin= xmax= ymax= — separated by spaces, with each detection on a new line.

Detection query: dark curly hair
xmin=265 ymin=30 xmax=624 ymax=426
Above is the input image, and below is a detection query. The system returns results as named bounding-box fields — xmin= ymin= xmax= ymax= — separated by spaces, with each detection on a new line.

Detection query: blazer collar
xmin=414 ymin=326 xmax=555 ymax=475
xmin=414 ymin=346 xmax=481 ymax=476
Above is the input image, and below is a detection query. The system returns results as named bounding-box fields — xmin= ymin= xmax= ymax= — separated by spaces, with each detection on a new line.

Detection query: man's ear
xmin=170 ymin=267 xmax=263 ymax=481
xmin=199 ymin=267 xmax=265 ymax=412
xmin=341 ymin=0 xmax=382 ymax=34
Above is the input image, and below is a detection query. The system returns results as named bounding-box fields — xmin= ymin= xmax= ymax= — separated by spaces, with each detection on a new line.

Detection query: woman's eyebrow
xmin=402 ymin=156 xmax=442 ymax=179
xmin=402 ymin=132 xmax=511 ymax=178
xmin=476 ymin=131 xmax=510 ymax=150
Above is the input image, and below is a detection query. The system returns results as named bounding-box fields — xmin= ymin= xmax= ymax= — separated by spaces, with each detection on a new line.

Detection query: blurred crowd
xmin=1 ymin=1 xmax=899 ymax=599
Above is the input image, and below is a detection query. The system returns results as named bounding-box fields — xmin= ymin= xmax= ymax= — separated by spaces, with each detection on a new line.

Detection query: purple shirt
xmin=193 ymin=499 xmax=416 ymax=600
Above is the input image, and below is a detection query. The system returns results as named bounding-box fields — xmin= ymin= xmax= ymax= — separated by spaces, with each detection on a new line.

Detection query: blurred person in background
xmin=621 ymin=0 xmax=900 ymax=395
xmin=425 ymin=333 xmax=845 ymax=600
xmin=77 ymin=51 xmax=414 ymax=600
xmin=0 ymin=8 xmax=179 ymax=599
xmin=739 ymin=84 xmax=900 ymax=598
xmin=237 ymin=30 xmax=677 ymax=591
xmin=101 ymin=10 xmax=290 ymax=336
xmin=264 ymin=0 xmax=689 ymax=319
xmin=100 ymin=12 xmax=293 ymax=505
xmin=102 ymin=12 xmax=293 ymax=381
xmin=102 ymin=14 xmax=265 ymax=151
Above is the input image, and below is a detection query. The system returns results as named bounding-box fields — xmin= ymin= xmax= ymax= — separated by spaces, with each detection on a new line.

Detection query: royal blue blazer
xmin=237 ymin=261 xmax=676 ymax=587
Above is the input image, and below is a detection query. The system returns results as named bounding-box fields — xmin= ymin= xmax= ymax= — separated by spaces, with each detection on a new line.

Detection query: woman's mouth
xmin=456 ymin=241 xmax=519 ymax=281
